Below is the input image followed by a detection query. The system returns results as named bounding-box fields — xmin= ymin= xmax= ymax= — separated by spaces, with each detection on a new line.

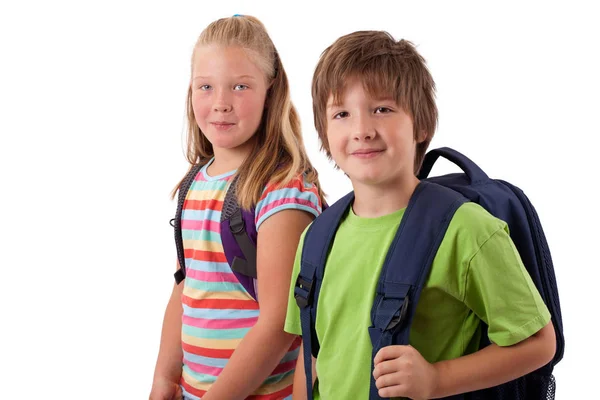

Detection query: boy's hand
xmin=149 ymin=377 xmax=183 ymax=400
xmin=373 ymin=345 xmax=438 ymax=400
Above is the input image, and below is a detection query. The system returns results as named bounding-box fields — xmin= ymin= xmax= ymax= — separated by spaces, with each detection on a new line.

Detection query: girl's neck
xmin=207 ymin=140 xmax=256 ymax=176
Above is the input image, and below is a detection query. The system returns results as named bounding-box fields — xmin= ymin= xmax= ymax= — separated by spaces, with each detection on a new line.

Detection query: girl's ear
xmin=264 ymin=82 xmax=274 ymax=109
xmin=416 ymin=130 xmax=427 ymax=144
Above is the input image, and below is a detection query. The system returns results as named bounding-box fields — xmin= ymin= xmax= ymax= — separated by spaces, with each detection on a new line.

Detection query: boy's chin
xmin=348 ymin=173 xmax=388 ymax=187
xmin=348 ymin=170 xmax=411 ymax=189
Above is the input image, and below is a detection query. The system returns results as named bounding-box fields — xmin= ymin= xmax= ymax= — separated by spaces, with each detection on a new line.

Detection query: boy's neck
xmin=351 ymin=176 xmax=420 ymax=218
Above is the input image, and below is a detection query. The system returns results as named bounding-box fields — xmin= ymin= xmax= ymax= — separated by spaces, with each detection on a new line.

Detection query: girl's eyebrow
xmin=192 ymin=75 xmax=257 ymax=81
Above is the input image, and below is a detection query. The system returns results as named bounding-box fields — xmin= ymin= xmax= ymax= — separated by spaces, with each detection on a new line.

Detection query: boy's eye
xmin=374 ymin=107 xmax=391 ymax=114
xmin=234 ymin=84 xmax=249 ymax=90
xmin=333 ymin=111 xmax=349 ymax=119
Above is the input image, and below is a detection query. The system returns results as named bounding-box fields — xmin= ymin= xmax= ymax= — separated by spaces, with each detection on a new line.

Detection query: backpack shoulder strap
xmin=367 ymin=181 xmax=466 ymax=399
xmin=220 ymin=175 xmax=259 ymax=300
xmin=295 ymin=191 xmax=354 ymax=400
xmin=171 ymin=164 xmax=203 ymax=284
xmin=221 ymin=175 xmax=257 ymax=278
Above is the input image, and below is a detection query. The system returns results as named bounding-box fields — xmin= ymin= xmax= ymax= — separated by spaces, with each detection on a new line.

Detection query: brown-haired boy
xmin=284 ymin=31 xmax=555 ymax=399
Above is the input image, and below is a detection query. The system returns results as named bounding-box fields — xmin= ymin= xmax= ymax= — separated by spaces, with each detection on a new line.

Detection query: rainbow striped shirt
xmin=180 ymin=161 xmax=322 ymax=400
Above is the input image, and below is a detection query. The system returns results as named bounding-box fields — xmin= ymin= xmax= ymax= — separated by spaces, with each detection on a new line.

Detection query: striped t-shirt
xmin=180 ymin=160 xmax=322 ymax=400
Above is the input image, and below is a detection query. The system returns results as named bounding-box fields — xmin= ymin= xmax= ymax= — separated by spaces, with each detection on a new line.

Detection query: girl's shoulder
xmin=254 ymin=173 xmax=323 ymax=229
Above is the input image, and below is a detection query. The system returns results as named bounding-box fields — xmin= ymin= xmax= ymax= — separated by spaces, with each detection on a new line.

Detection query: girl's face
xmin=191 ymin=45 xmax=269 ymax=161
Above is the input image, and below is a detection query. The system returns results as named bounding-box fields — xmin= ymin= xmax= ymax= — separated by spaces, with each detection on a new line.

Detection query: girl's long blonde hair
xmin=174 ymin=15 xmax=324 ymax=209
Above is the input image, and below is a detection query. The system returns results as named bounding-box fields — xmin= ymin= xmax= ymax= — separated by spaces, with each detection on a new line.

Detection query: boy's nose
xmin=352 ymin=115 xmax=376 ymax=141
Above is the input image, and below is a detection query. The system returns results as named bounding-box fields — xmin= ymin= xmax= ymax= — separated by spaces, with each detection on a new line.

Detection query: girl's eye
xmin=374 ymin=107 xmax=391 ymax=114
xmin=234 ymin=84 xmax=249 ymax=90
xmin=333 ymin=111 xmax=349 ymax=119
xmin=198 ymin=84 xmax=211 ymax=91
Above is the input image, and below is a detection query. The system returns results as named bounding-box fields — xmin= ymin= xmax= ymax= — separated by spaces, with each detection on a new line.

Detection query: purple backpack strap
xmin=220 ymin=175 xmax=259 ymax=300
xmin=171 ymin=164 xmax=204 ymax=285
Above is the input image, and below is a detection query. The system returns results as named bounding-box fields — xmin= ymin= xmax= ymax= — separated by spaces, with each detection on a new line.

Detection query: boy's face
xmin=326 ymin=79 xmax=419 ymax=189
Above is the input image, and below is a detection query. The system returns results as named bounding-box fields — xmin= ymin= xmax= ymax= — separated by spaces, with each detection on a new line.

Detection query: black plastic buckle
xmin=174 ymin=268 xmax=185 ymax=285
xmin=294 ymin=276 xmax=314 ymax=308
xmin=229 ymin=209 xmax=245 ymax=234
xmin=386 ymin=295 xmax=410 ymax=331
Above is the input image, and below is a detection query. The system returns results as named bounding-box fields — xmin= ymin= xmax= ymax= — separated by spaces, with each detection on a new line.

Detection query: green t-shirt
xmin=284 ymin=202 xmax=551 ymax=399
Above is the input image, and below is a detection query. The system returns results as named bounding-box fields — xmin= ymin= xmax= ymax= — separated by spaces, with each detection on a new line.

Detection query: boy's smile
xmin=351 ymin=147 xmax=385 ymax=158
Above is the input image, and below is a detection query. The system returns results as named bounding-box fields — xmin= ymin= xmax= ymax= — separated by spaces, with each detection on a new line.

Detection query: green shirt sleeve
xmin=463 ymin=225 xmax=551 ymax=346
xmin=284 ymin=227 xmax=307 ymax=336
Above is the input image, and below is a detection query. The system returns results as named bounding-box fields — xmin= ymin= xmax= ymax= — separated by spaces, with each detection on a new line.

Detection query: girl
xmin=150 ymin=15 xmax=325 ymax=400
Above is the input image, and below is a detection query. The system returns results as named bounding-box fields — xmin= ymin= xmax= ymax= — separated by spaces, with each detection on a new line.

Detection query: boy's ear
xmin=416 ymin=130 xmax=428 ymax=144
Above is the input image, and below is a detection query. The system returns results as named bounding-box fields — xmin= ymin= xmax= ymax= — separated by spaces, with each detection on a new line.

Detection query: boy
xmin=284 ymin=31 xmax=556 ymax=399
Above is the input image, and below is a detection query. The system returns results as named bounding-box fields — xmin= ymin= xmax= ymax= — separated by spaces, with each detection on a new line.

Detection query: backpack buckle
xmin=174 ymin=268 xmax=186 ymax=285
xmin=229 ymin=209 xmax=245 ymax=234
xmin=385 ymin=295 xmax=410 ymax=331
xmin=294 ymin=276 xmax=314 ymax=309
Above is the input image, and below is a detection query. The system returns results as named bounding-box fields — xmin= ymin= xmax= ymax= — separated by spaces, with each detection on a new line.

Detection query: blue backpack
xmin=294 ymin=147 xmax=564 ymax=399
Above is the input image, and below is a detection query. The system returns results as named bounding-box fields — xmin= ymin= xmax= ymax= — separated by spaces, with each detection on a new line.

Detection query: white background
xmin=0 ymin=0 xmax=598 ymax=398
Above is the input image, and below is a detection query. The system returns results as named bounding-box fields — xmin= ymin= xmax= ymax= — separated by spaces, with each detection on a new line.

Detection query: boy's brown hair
xmin=312 ymin=31 xmax=438 ymax=173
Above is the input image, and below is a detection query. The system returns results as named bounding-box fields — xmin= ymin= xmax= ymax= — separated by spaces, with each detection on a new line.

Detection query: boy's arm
xmin=373 ymin=321 xmax=556 ymax=399
xmin=432 ymin=321 xmax=555 ymax=397
xmin=375 ymin=223 xmax=556 ymax=399
xmin=202 ymin=210 xmax=314 ymax=400
xmin=283 ymin=228 xmax=314 ymax=400
xmin=292 ymin=343 xmax=317 ymax=400
xmin=150 ymin=274 xmax=184 ymax=400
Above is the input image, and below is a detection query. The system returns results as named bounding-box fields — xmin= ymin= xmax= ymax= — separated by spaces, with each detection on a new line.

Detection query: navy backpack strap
xmin=417 ymin=147 xmax=489 ymax=184
xmin=295 ymin=192 xmax=354 ymax=400
xmin=368 ymin=181 xmax=466 ymax=399
xmin=171 ymin=164 xmax=203 ymax=284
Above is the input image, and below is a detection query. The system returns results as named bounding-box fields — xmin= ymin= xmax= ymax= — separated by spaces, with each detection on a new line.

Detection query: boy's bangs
xmin=330 ymin=60 xmax=402 ymax=107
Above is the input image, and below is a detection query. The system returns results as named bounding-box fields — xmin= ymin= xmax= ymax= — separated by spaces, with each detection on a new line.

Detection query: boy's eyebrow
xmin=326 ymin=96 xmax=397 ymax=109
xmin=371 ymin=95 xmax=396 ymax=102
xmin=326 ymin=98 xmax=343 ymax=110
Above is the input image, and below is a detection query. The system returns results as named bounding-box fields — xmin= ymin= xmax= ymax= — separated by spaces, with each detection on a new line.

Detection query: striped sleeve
xmin=254 ymin=174 xmax=323 ymax=231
